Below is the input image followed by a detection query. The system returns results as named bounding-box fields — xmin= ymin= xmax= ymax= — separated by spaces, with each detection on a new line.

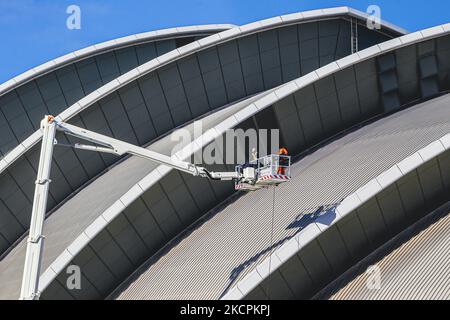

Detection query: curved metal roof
xmin=0 ymin=8 xmax=439 ymax=300
xmin=0 ymin=6 xmax=405 ymax=98
xmin=0 ymin=24 xmax=235 ymax=97
xmin=0 ymin=6 xmax=405 ymax=175
xmin=0 ymin=21 xmax=445 ymax=299
xmin=317 ymin=203 xmax=450 ymax=300
xmin=0 ymin=92 xmax=268 ymax=299
xmin=113 ymin=93 xmax=450 ymax=300
xmin=0 ymin=12 xmax=407 ymax=295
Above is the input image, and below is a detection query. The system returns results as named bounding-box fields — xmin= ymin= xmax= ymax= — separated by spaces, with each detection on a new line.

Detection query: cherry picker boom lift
xmin=19 ymin=115 xmax=291 ymax=300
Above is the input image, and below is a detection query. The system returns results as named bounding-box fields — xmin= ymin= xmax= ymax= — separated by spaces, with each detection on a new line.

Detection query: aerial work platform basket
xmin=235 ymin=154 xmax=291 ymax=191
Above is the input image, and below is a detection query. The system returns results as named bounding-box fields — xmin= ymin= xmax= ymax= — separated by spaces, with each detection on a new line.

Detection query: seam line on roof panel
xmin=333 ymin=21 xmax=342 ymax=62
xmin=354 ymin=204 xmax=373 ymax=253
xmin=393 ymin=180 xmax=410 ymax=229
xmin=0 ymin=231 xmax=11 ymax=248
xmin=170 ymin=172 xmax=202 ymax=222
xmin=297 ymin=251 xmax=316 ymax=287
xmin=54 ymin=277 xmax=77 ymax=299
xmin=436 ymin=156 xmax=448 ymax=189
xmin=122 ymin=212 xmax=151 ymax=252
xmin=291 ymin=88 xmax=308 ymax=146
xmin=332 ymin=75 xmax=344 ymax=124
xmin=333 ymin=223 xmax=353 ymax=269
xmin=216 ymin=47 xmax=232 ymax=104
xmin=134 ymin=78 xmax=158 ymax=137
xmin=131 ymin=39 xmax=160 ymax=134
xmin=114 ymin=90 xmax=141 ymax=145
xmin=105 ymin=227 xmax=136 ymax=269
xmin=352 ymin=66 xmax=363 ymax=116
xmin=255 ymin=34 xmax=267 ymax=91
xmin=138 ymin=197 xmax=170 ymax=241
xmin=53 ymin=70 xmax=91 ymax=179
xmin=73 ymin=255 xmax=104 ymax=297
xmin=72 ymin=62 xmax=110 ymax=168
xmin=7 ymin=167 xmax=33 ymax=205
xmin=296 ymin=24 xmax=303 ymax=77
xmin=87 ymin=242 xmax=120 ymax=282
xmin=111 ymin=51 xmax=143 ymax=146
xmin=14 ymin=88 xmax=38 ymax=132
xmin=93 ymin=54 xmax=140 ymax=145
xmin=155 ymin=71 xmax=176 ymax=128
xmin=174 ymin=62 xmax=194 ymax=119
xmin=277 ymin=267 xmax=297 ymax=298
xmin=312 ymin=82 xmax=326 ymax=134
xmin=194 ymin=54 xmax=214 ymax=111
xmin=87 ymin=63 xmax=121 ymax=142
xmin=415 ymin=167 xmax=429 ymax=207
xmin=0 ymin=198 xmax=22 ymax=244
xmin=316 ymin=238 xmax=335 ymax=278
xmin=373 ymin=194 xmax=394 ymax=238
xmin=158 ymin=180 xmax=184 ymax=226
xmin=275 ymin=29 xmax=285 ymax=83
xmin=0 ymin=97 xmax=21 ymax=156
xmin=235 ymin=40 xmax=249 ymax=97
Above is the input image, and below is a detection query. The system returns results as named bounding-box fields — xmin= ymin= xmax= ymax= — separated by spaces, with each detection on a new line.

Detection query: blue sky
xmin=0 ymin=0 xmax=449 ymax=83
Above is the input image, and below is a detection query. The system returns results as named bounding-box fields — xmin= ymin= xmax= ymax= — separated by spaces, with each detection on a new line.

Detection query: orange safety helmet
xmin=278 ymin=147 xmax=288 ymax=155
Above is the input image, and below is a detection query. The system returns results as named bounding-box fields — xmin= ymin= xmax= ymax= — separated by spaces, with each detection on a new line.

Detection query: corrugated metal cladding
xmin=0 ymin=18 xmax=392 ymax=259
xmin=0 ymin=8 xmax=448 ymax=301
xmin=36 ymin=35 xmax=450 ymax=300
xmin=0 ymin=32 xmax=214 ymax=255
xmin=315 ymin=202 xmax=450 ymax=300
xmin=111 ymin=94 xmax=450 ymax=300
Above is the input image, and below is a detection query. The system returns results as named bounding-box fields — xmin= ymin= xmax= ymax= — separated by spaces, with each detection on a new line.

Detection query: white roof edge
xmin=1 ymin=20 xmax=447 ymax=177
xmin=346 ymin=7 xmax=408 ymax=35
xmin=5 ymin=18 xmax=445 ymax=298
xmin=0 ymin=6 xmax=405 ymax=98
xmin=221 ymin=134 xmax=450 ymax=300
xmin=37 ymin=19 xmax=450 ymax=290
xmin=0 ymin=24 xmax=235 ymax=97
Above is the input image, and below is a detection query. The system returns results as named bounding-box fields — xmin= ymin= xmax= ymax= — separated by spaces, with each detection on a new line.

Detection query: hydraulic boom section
xmin=20 ymin=115 xmax=291 ymax=299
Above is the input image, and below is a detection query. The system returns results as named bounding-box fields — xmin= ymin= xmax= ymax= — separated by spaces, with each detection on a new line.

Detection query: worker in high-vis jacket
xmin=278 ymin=147 xmax=289 ymax=175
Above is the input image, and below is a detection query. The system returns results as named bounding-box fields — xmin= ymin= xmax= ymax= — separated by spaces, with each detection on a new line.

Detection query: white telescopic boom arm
xmin=20 ymin=115 xmax=241 ymax=300
xmin=55 ymin=120 xmax=239 ymax=180
xmin=20 ymin=117 xmax=57 ymax=300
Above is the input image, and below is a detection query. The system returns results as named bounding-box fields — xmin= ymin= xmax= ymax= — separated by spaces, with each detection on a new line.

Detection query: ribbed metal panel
xmin=113 ymin=93 xmax=450 ymax=300
xmin=323 ymin=204 xmax=450 ymax=300
xmin=0 ymin=95 xmax=261 ymax=300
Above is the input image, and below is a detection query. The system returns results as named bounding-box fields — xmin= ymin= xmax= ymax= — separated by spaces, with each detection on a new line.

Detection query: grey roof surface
xmin=324 ymin=204 xmax=450 ymax=300
xmin=0 ymin=25 xmax=446 ymax=300
xmin=112 ymin=93 xmax=450 ymax=299
xmin=0 ymin=6 xmax=406 ymax=100
xmin=17 ymin=27 xmax=445 ymax=298
xmin=0 ymin=9 xmax=443 ymax=301
xmin=0 ymin=13 xmax=409 ymax=275
xmin=0 ymin=6 xmax=401 ymax=170
xmin=0 ymin=25 xmax=232 ymax=160
xmin=0 ymin=92 xmax=266 ymax=300
xmin=0 ymin=24 xmax=235 ymax=97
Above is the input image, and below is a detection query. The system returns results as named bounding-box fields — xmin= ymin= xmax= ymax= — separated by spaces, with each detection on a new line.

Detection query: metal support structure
xmin=56 ymin=120 xmax=240 ymax=180
xmin=19 ymin=115 xmax=291 ymax=299
xmin=20 ymin=116 xmax=57 ymax=300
